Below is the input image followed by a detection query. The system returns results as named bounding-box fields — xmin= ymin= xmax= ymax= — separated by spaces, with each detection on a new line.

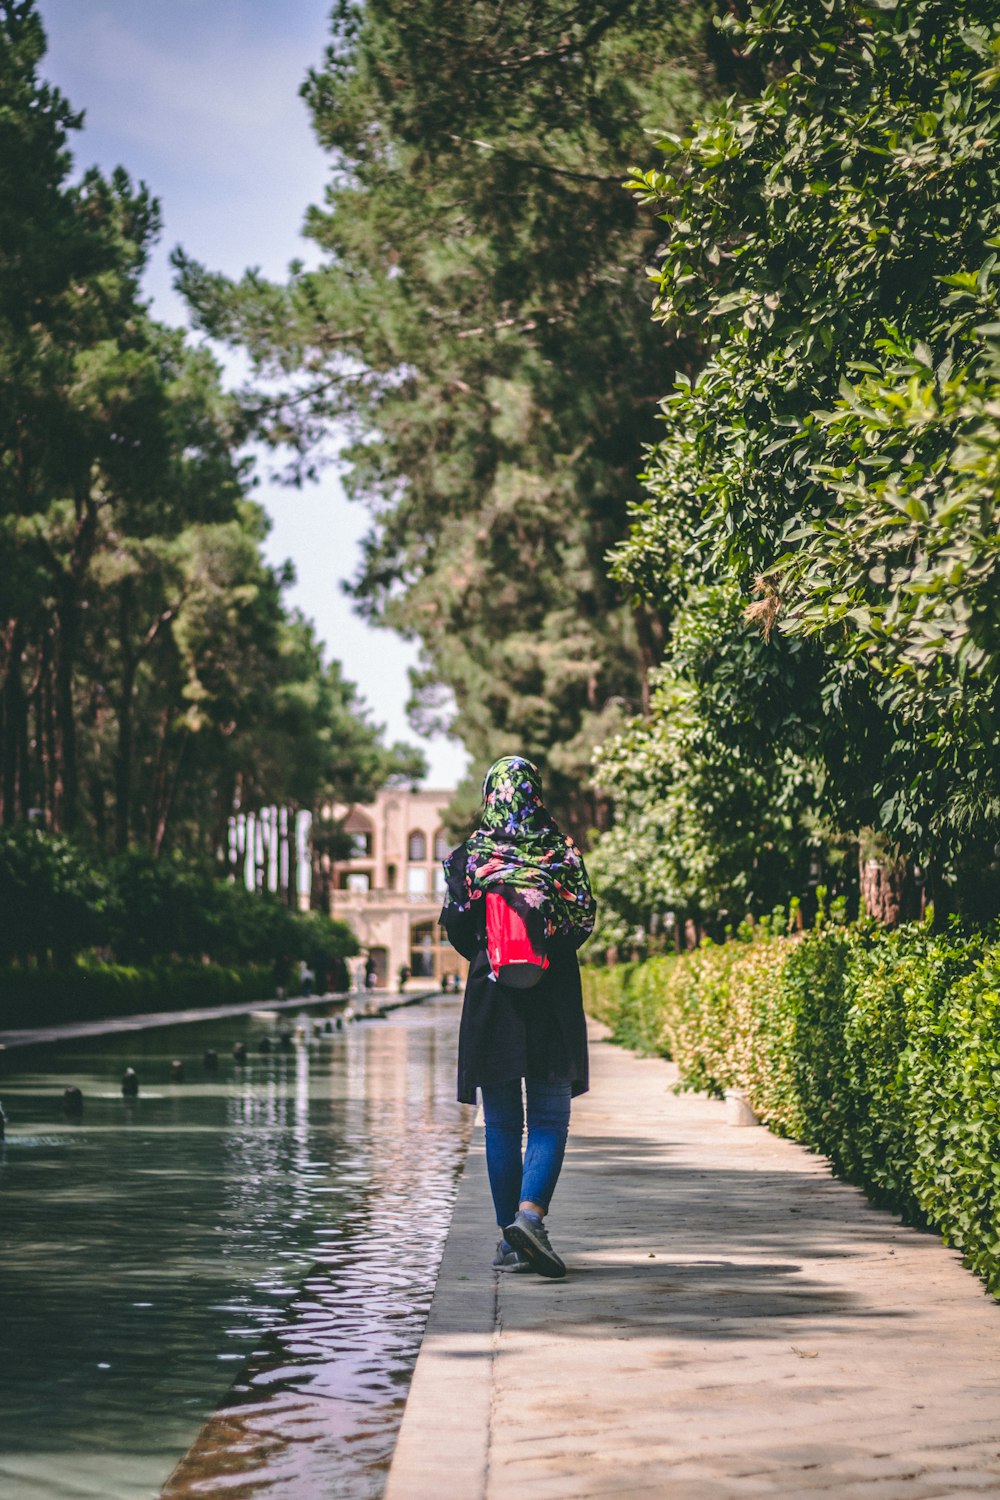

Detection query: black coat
xmin=441 ymin=903 xmax=590 ymax=1106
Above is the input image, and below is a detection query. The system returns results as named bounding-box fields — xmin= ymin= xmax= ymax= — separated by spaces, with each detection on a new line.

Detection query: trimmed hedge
xmin=0 ymin=829 xmax=359 ymax=981
xmin=0 ymin=962 xmax=275 ymax=1030
xmin=582 ymin=920 xmax=1000 ymax=1297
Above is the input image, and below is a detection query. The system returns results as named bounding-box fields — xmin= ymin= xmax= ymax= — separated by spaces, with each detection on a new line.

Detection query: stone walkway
xmin=385 ymin=1025 xmax=1000 ymax=1500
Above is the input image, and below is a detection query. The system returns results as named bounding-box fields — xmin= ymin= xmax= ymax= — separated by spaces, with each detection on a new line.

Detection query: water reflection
xmin=0 ymin=997 xmax=472 ymax=1500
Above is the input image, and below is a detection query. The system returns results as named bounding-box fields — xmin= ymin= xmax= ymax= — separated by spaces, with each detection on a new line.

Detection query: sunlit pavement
xmin=386 ymin=1021 xmax=1000 ymax=1500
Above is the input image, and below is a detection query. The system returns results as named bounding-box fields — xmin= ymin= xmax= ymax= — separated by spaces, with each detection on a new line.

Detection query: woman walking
xmin=439 ymin=756 xmax=596 ymax=1279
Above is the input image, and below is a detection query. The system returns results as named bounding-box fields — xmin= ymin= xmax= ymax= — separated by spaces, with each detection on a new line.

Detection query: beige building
xmin=323 ymin=787 xmax=468 ymax=990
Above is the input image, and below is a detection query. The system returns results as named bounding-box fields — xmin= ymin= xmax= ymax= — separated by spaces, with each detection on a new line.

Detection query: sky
xmin=34 ymin=0 xmax=469 ymax=791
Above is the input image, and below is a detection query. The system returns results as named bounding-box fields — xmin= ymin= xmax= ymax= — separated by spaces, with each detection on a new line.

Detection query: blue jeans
xmin=480 ymin=1077 xmax=572 ymax=1229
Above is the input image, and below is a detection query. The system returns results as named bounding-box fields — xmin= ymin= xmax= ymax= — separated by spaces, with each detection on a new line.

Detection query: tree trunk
xmin=51 ymin=571 xmax=82 ymax=835
xmin=1 ymin=625 xmax=24 ymax=825
xmin=114 ymin=582 xmax=137 ymax=854
xmin=286 ymin=805 xmax=300 ymax=909
xmin=53 ymin=639 xmax=77 ymax=833
xmin=310 ymin=832 xmax=322 ymax=911
xmin=152 ymin=733 xmax=188 ymax=857
xmin=47 ymin=486 xmax=99 ymax=835
xmin=310 ymin=813 xmax=331 ymax=913
xmin=40 ymin=637 xmax=57 ymax=827
xmin=114 ymin=676 xmax=134 ymax=854
xmin=90 ymin=772 xmax=109 ymax=850
xmin=16 ymin=651 xmax=30 ymax=820
xmin=213 ymin=778 xmax=238 ymax=878
xmin=858 ymin=829 xmax=920 ymax=926
xmin=148 ymin=705 xmax=170 ymax=846
xmin=633 ymin=605 xmax=666 ymax=716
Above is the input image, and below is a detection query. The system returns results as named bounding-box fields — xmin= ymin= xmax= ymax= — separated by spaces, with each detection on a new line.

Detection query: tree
xmin=589 ymin=582 xmax=841 ymax=948
xmin=174 ymin=0 xmax=743 ymax=833
xmin=0 ymin=1 xmax=162 ymax=832
xmin=608 ymin=0 xmax=1000 ymax=921
xmin=0 ymin=1 xmax=424 ymax=915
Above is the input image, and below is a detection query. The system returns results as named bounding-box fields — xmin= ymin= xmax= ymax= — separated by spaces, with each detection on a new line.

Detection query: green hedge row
xmin=582 ymin=920 xmax=1000 ymax=1296
xmin=0 ymin=962 xmax=275 ymax=1030
xmin=0 ymin=828 xmax=358 ymax=976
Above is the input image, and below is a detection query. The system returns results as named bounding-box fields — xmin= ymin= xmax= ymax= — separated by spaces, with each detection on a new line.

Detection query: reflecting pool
xmin=0 ymin=996 xmax=472 ymax=1500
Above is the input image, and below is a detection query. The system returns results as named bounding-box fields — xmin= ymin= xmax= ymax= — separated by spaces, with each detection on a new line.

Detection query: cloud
xmin=37 ymin=0 xmax=333 ymax=286
xmin=46 ymin=4 xmax=326 ymax=191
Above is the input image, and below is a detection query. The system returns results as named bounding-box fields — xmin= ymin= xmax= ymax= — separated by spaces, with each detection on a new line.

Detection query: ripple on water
xmin=0 ymin=997 xmax=473 ymax=1500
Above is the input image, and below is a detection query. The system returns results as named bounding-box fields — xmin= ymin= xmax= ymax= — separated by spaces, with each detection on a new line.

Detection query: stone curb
xmin=383 ymin=1127 xmax=495 ymax=1500
xmin=0 ymin=988 xmax=447 ymax=1051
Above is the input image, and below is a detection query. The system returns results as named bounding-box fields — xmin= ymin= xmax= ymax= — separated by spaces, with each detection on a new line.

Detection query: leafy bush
xmin=580 ymin=961 xmax=664 ymax=1054
xmin=293 ymin=909 xmax=358 ymax=978
xmin=578 ymin=962 xmax=633 ymax=1034
xmin=105 ymin=852 xmax=357 ymax=976
xmin=0 ymin=962 xmax=274 ymax=1029
xmin=0 ymin=831 xmax=358 ymax=1024
xmin=582 ymin=920 xmax=1000 ymax=1295
xmin=0 ymin=827 xmax=111 ymax=966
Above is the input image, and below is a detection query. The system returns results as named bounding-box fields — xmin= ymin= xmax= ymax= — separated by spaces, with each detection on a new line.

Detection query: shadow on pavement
xmin=454 ymin=1130 xmax=931 ymax=1346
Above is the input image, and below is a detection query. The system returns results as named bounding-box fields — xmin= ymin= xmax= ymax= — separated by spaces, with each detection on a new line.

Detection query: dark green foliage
xmin=595 ymin=0 xmax=1000 ymax=930
xmin=0 ymin=828 xmax=358 ymax=1023
xmin=0 ymin=961 xmax=274 ymax=1029
xmin=0 ymin=2 xmax=417 ymax=870
xmin=588 ymin=636 xmax=834 ymax=946
xmin=783 ymin=925 xmax=998 ymax=1272
xmin=0 ymin=825 xmax=108 ymax=967
xmin=780 ymin=929 xmax=861 ymax=1167
xmin=583 ymin=920 xmax=1000 ymax=1296
xmin=175 ymin=0 xmax=739 ymax=832
xmin=102 ymin=849 xmax=360 ymax=977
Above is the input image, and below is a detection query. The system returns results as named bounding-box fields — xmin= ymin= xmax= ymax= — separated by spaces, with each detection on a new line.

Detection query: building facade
xmin=324 ymin=787 xmax=468 ymax=990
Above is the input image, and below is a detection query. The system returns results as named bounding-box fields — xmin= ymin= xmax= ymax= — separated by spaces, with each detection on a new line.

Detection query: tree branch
xmin=450 ymin=134 xmax=621 ymax=185
xmin=467 ymin=1 xmax=637 ymax=74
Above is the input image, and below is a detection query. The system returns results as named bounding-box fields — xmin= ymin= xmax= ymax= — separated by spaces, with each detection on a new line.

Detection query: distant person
xmin=298 ymin=961 xmax=314 ymax=997
xmin=365 ymin=960 xmax=377 ymax=991
xmin=398 ymin=963 xmax=410 ymax=993
xmin=440 ymin=755 xmax=596 ymax=1279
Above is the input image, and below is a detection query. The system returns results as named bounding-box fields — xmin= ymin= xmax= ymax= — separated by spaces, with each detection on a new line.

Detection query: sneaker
xmin=492 ymin=1239 xmax=533 ymax=1272
xmin=503 ymin=1211 xmax=567 ymax=1279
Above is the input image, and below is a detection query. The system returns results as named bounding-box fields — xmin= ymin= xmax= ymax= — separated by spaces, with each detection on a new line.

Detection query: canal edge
xmin=0 ymin=985 xmax=445 ymax=1051
xmin=383 ymin=1125 xmax=495 ymax=1500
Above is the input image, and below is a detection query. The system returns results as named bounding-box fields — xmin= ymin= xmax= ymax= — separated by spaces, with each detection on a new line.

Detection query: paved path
xmin=385 ymin=1025 xmax=1000 ymax=1500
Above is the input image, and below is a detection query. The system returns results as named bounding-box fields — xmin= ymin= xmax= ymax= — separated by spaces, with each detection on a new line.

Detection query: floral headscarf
xmin=441 ymin=756 xmax=596 ymax=940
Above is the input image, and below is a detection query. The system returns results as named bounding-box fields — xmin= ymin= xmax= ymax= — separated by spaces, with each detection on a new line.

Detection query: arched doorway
xmin=409 ymin=921 xmax=435 ymax=979
xmin=366 ymin=946 xmax=388 ymax=989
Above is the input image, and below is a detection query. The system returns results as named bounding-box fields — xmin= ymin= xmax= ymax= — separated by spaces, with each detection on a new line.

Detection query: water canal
xmin=0 ymin=995 xmax=473 ymax=1500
